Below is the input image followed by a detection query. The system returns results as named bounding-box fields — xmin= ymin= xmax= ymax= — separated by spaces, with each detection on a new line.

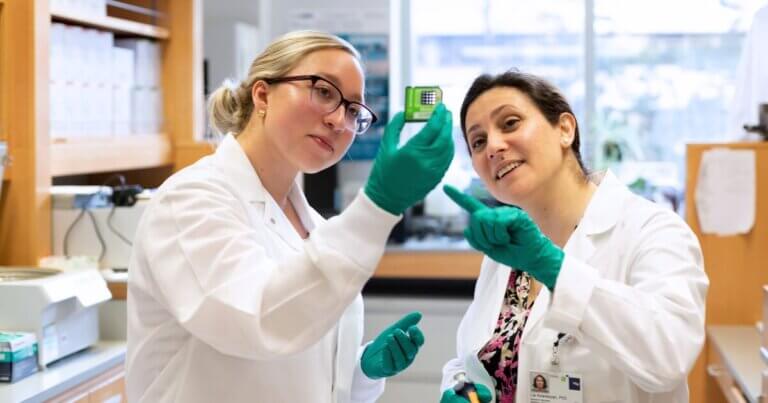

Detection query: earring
xmin=257 ymin=110 xmax=265 ymax=117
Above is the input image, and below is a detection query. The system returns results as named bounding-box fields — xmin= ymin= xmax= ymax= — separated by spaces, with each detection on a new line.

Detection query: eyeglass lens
xmin=309 ymin=80 xmax=373 ymax=134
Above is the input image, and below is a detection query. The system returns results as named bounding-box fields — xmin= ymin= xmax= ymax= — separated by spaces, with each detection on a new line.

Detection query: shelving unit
xmin=50 ymin=8 xmax=169 ymax=39
xmin=50 ymin=135 xmax=172 ymax=176
xmin=685 ymin=142 xmax=768 ymax=403
xmin=0 ymin=0 xmax=210 ymax=266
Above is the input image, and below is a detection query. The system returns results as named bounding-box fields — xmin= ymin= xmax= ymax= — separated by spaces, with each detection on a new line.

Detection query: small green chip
xmin=404 ymin=86 xmax=443 ymax=122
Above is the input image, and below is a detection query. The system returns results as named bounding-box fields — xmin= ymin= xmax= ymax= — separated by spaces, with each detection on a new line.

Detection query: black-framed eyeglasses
xmin=264 ymin=74 xmax=378 ymax=135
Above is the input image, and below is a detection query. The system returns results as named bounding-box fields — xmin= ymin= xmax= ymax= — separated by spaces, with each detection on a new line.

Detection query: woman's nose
xmin=486 ymin=131 xmax=507 ymax=160
xmin=323 ymin=104 xmax=348 ymax=133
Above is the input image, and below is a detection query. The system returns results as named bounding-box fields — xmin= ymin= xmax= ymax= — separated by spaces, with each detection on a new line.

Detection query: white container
xmin=0 ymin=267 xmax=111 ymax=368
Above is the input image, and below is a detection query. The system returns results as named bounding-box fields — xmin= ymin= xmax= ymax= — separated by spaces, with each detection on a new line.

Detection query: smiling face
xmin=256 ymin=49 xmax=365 ymax=174
xmin=464 ymin=86 xmax=574 ymax=206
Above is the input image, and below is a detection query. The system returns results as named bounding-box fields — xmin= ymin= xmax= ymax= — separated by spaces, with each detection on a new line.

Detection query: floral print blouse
xmin=477 ymin=270 xmax=534 ymax=403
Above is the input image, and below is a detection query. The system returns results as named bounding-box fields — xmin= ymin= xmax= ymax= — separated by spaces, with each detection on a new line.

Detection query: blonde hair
xmin=207 ymin=30 xmax=361 ymax=135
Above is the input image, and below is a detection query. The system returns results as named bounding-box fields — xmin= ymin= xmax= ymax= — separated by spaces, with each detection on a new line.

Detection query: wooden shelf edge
xmin=374 ymin=250 xmax=484 ymax=279
xmin=51 ymin=135 xmax=172 ymax=176
xmin=51 ymin=9 xmax=169 ymax=39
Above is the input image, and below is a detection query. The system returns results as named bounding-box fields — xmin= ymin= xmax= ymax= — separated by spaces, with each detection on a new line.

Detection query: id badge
xmin=529 ymin=371 xmax=583 ymax=403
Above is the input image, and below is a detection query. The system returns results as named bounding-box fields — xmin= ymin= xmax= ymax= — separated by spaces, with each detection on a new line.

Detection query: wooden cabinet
xmin=685 ymin=142 xmax=768 ymax=403
xmin=374 ymin=250 xmax=483 ymax=279
xmin=46 ymin=364 xmax=126 ymax=403
xmin=0 ymin=0 xmax=213 ymax=266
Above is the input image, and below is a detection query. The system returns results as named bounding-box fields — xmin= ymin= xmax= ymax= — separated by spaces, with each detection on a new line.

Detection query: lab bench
xmin=707 ymin=325 xmax=762 ymax=403
xmin=0 ymin=341 xmax=126 ymax=403
xmin=102 ymin=245 xmax=485 ymax=301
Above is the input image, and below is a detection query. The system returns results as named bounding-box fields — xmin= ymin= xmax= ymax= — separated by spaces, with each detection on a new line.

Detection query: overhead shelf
xmin=51 ymin=135 xmax=173 ymax=176
xmin=51 ymin=9 xmax=169 ymax=39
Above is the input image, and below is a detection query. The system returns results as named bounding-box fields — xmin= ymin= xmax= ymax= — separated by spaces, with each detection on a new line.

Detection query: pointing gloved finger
xmin=443 ymin=185 xmax=486 ymax=213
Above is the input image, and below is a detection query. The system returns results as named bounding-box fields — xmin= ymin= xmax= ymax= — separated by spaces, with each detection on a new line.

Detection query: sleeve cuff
xmin=352 ymin=342 xmax=386 ymax=401
xmin=313 ymin=190 xmax=402 ymax=273
xmin=543 ymin=254 xmax=599 ymax=336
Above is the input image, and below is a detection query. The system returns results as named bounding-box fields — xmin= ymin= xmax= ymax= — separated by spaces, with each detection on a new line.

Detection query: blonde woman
xmin=126 ymin=30 xmax=454 ymax=403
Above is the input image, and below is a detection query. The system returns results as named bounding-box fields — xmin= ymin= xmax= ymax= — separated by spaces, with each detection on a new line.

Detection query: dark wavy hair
xmin=459 ymin=70 xmax=588 ymax=176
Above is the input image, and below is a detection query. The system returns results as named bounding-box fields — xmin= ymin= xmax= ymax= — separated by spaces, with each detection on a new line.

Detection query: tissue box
xmin=0 ymin=332 xmax=38 ymax=383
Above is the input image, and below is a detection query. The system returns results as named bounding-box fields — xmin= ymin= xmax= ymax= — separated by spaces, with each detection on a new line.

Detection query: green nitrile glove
xmin=364 ymin=104 xmax=455 ymax=215
xmin=440 ymin=384 xmax=493 ymax=403
xmin=443 ymin=185 xmax=565 ymax=290
xmin=361 ymin=311 xmax=425 ymax=379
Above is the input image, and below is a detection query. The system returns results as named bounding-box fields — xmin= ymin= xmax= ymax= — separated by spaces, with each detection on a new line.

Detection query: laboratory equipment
xmin=51 ymin=186 xmax=151 ymax=270
xmin=0 ymin=267 xmax=111 ymax=368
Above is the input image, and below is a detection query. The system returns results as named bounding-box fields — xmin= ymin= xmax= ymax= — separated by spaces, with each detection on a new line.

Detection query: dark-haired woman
xmin=439 ymin=71 xmax=708 ymax=403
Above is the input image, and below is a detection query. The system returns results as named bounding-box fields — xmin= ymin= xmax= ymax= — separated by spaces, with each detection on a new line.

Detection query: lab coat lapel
xmin=524 ymin=170 xmax=623 ymax=336
xmin=260 ymin=181 xmax=313 ymax=253
xmin=212 ymin=134 xmax=315 ymax=252
xmin=210 ymin=134 xmax=269 ymax=204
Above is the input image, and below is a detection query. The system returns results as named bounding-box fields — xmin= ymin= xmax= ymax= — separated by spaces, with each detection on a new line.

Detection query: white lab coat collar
xmin=575 ymin=169 xmax=625 ymax=237
xmin=211 ymin=134 xmax=318 ymax=252
xmin=525 ymin=170 xmax=628 ymax=333
xmin=211 ymin=134 xmax=268 ymax=203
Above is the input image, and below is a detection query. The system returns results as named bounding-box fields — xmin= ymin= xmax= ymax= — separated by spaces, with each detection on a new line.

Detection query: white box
xmin=97 ymin=31 xmax=114 ymax=85
xmin=112 ymin=47 xmax=135 ymax=88
xmin=112 ymin=86 xmax=132 ymax=136
xmin=115 ymin=39 xmax=161 ymax=88
xmin=49 ymin=81 xmax=64 ymax=138
xmin=49 ymin=23 xmax=66 ymax=82
xmin=64 ymin=25 xmax=85 ymax=83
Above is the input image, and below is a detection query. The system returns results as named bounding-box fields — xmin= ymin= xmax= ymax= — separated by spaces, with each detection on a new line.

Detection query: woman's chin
xmin=300 ymin=159 xmax=336 ymax=174
xmin=490 ymin=183 xmax=531 ymax=206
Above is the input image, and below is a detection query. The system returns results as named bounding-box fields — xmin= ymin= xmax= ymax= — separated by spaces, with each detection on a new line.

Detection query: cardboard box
xmin=0 ymin=332 xmax=39 ymax=383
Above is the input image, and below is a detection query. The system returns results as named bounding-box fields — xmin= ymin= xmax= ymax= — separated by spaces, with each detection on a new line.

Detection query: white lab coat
xmin=126 ymin=134 xmax=400 ymax=403
xmin=442 ymin=171 xmax=708 ymax=403
xmin=728 ymin=4 xmax=768 ymax=140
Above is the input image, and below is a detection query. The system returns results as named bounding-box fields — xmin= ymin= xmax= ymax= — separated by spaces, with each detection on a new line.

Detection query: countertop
xmin=0 ymin=341 xmax=126 ymax=403
xmin=102 ymin=239 xmax=485 ymax=300
xmin=707 ymin=325 xmax=762 ymax=403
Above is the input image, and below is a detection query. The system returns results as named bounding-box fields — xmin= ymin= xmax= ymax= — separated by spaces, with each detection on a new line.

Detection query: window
xmin=403 ymin=0 xmax=762 ymax=210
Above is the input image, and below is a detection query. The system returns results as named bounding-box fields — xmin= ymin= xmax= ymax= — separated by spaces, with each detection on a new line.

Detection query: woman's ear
xmin=251 ymin=80 xmax=269 ymax=115
xmin=558 ymin=112 xmax=577 ymax=148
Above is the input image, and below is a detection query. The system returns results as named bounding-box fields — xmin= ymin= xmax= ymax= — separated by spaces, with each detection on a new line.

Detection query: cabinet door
xmin=88 ymin=373 xmax=126 ymax=403
xmin=46 ymin=365 xmax=125 ymax=403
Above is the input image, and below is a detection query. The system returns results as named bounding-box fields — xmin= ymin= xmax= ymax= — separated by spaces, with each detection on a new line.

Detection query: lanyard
xmin=550 ymin=332 xmax=569 ymax=366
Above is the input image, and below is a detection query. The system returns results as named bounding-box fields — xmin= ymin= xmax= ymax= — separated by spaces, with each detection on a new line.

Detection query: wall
xmin=202 ymin=0 xmax=261 ymax=93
